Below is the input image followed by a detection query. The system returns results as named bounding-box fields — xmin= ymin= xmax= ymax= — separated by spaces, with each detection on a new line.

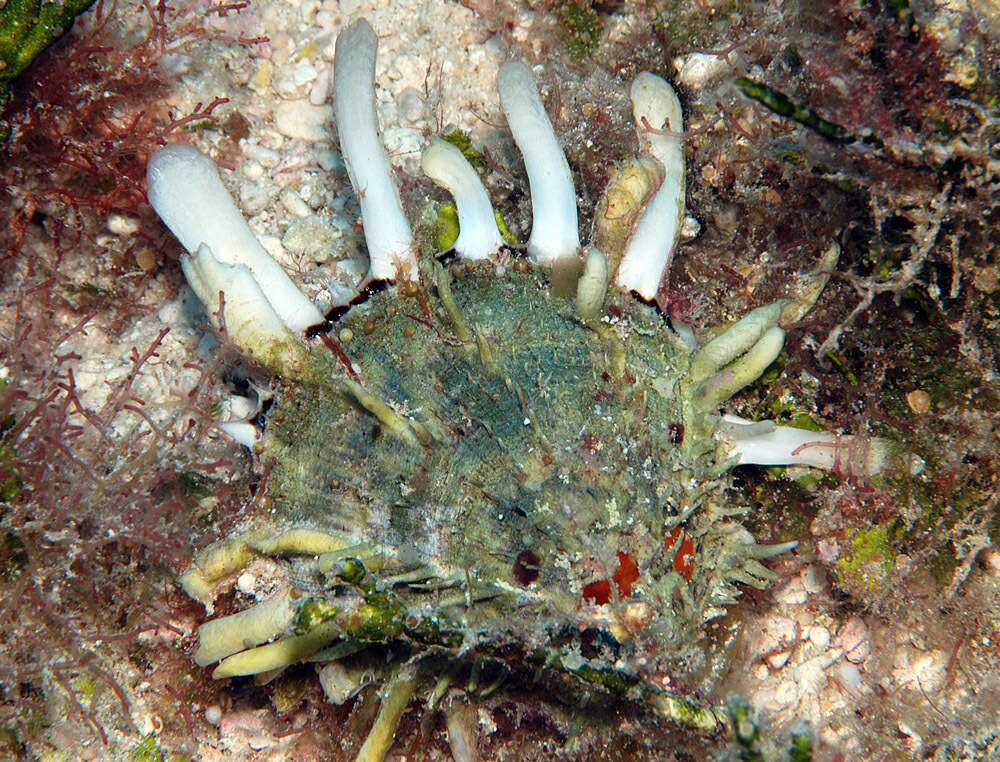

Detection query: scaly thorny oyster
xmin=146 ymin=17 xmax=914 ymax=760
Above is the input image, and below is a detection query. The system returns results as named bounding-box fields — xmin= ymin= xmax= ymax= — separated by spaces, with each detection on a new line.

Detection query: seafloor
xmin=1 ymin=0 xmax=999 ymax=760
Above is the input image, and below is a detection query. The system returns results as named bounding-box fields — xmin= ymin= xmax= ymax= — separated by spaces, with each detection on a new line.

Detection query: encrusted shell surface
xmin=183 ymin=260 xmax=788 ymax=718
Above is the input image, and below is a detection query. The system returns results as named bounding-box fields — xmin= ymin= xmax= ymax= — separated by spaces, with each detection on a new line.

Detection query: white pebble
xmin=241 ymin=159 xmax=264 ymax=181
xmin=809 ymin=626 xmax=831 ymax=650
xmin=280 ymin=188 xmax=312 ymax=217
xmin=772 ymin=578 xmax=808 ymax=605
xmin=240 ymin=180 xmax=277 ymax=216
xmin=293 ymin=63 xmax=318 ymax=87
xmin=309 ymin=66 xmax=332 ymax=105
xmin=205 ymin=705 xmax=223 ymax=726
xmin=243 ymin=142 xmax=281 ymax=167
xmin=766 ymin=650 xmax=790 ymax=670
xmin=768 ymin=616 xmax=798 ymax=643
xmin=835 ymin=661 xmax=862 ymax=692
xmin=834 ymin=616 xmax=870 ymax=661
xmin=397 ymin=87 xmax=425 ymax=122
xmin=107 ymin=213 xmax=140 ymax=235
xmin=236 ymin=571 xmax=255 ymax=594
xmin=772 ymin=680 xmax=798 ymax=709
xmin=802 ymin=564 xmax=827 ymax=594
xmin=680 ymin=215 xmax=701 ymax=241
xmin=319 ymin=663 xmax=358 ymax=704
xmin=673 ymin=52 xmax=732 ymax=88
xmin=317 ymin=149 xmax=345 ymax=174
xmin=274 ymin=100 xmax=333 ymax=142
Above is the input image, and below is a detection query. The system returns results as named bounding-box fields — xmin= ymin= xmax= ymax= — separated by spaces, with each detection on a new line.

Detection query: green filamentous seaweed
xmin=734 ymin=77 xmax=853 ymax=144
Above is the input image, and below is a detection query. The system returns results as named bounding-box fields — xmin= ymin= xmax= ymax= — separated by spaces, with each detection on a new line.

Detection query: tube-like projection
xmin=715 ymin=415 xmax=895 ymax=476
xmin=689 ymin=303 xmax=782 ymax=383
xmin=615 ymin=72 xmax=685 ymax=300
xmin=693 ymin=326 xmax=785 ymax=412
xmin=147 ymin=143 xmax=325 ymax=334
xmin=334 ymin=19 xmax=417 ymax=281
xmin=574 ymin=246 xmax=609 ymax=324
xmin=497 ymin=61 xmax=579 ymax=264
xmin=421 ymin=136 xmax=504 ymax=260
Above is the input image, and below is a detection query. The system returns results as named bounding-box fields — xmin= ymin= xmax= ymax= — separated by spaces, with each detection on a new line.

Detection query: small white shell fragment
xmin=673 ymin=52 xmax=732 ymax=88
xmin=319 ymin=662 xmax=364 ymax=705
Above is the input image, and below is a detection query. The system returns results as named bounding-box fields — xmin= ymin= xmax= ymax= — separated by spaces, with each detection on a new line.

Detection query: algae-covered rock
xmin=0 ymin=0 xmax=95 ymax=134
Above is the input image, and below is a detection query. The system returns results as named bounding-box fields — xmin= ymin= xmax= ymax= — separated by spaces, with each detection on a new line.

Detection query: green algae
xmin=835 ymin=525 xmax=896 ymax=594
xmin=0 ymin=0 xmax=96 ymax=121
xmin=295 ymin=597 xmax=339 ymax=634
xmin=560 ymin=1 xmax=601 ymax=60
xmin=734 ymin=77 xmax=854 ymax=144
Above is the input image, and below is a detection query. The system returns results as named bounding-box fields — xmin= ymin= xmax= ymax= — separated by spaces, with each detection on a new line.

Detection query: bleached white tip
xmin=421 ymin=136 xmax=504 ymax=260
xmin=334 ymin=19 xmax=417 ymax=281
xmin=182 ymin=244 xmax=304 ymax=369
xmin=497 ymin=61 xmax=579 ymax=264
xmin=615 ymin=72 xmax=685 ymax=300
xmin=715 ymin=414 xmax=899 ymax=476
xmin=147 ymin=144 xmax=324 ymax=334
xmin=218 ymin=421 xmax=259 ymax=448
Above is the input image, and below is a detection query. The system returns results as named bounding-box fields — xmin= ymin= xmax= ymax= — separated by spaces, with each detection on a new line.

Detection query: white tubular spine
xmin=615 ymin=72 xmax=686 ymax=300
xmin=147 ymin=144 xmax=324 ymax=334
xmin=421 ymin=136 xmax=504 ymax=260
xmin=497 ymin=61 xmax=579 ymax=264
xmin=334 ymin=19 xmax=417 ymax=281
xmin=715 ymin=415 xmax=893 ymax=476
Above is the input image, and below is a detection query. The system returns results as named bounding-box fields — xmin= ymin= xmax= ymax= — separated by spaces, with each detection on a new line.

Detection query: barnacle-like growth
xmin=148 ymin=16 xmax=915 ymax=758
